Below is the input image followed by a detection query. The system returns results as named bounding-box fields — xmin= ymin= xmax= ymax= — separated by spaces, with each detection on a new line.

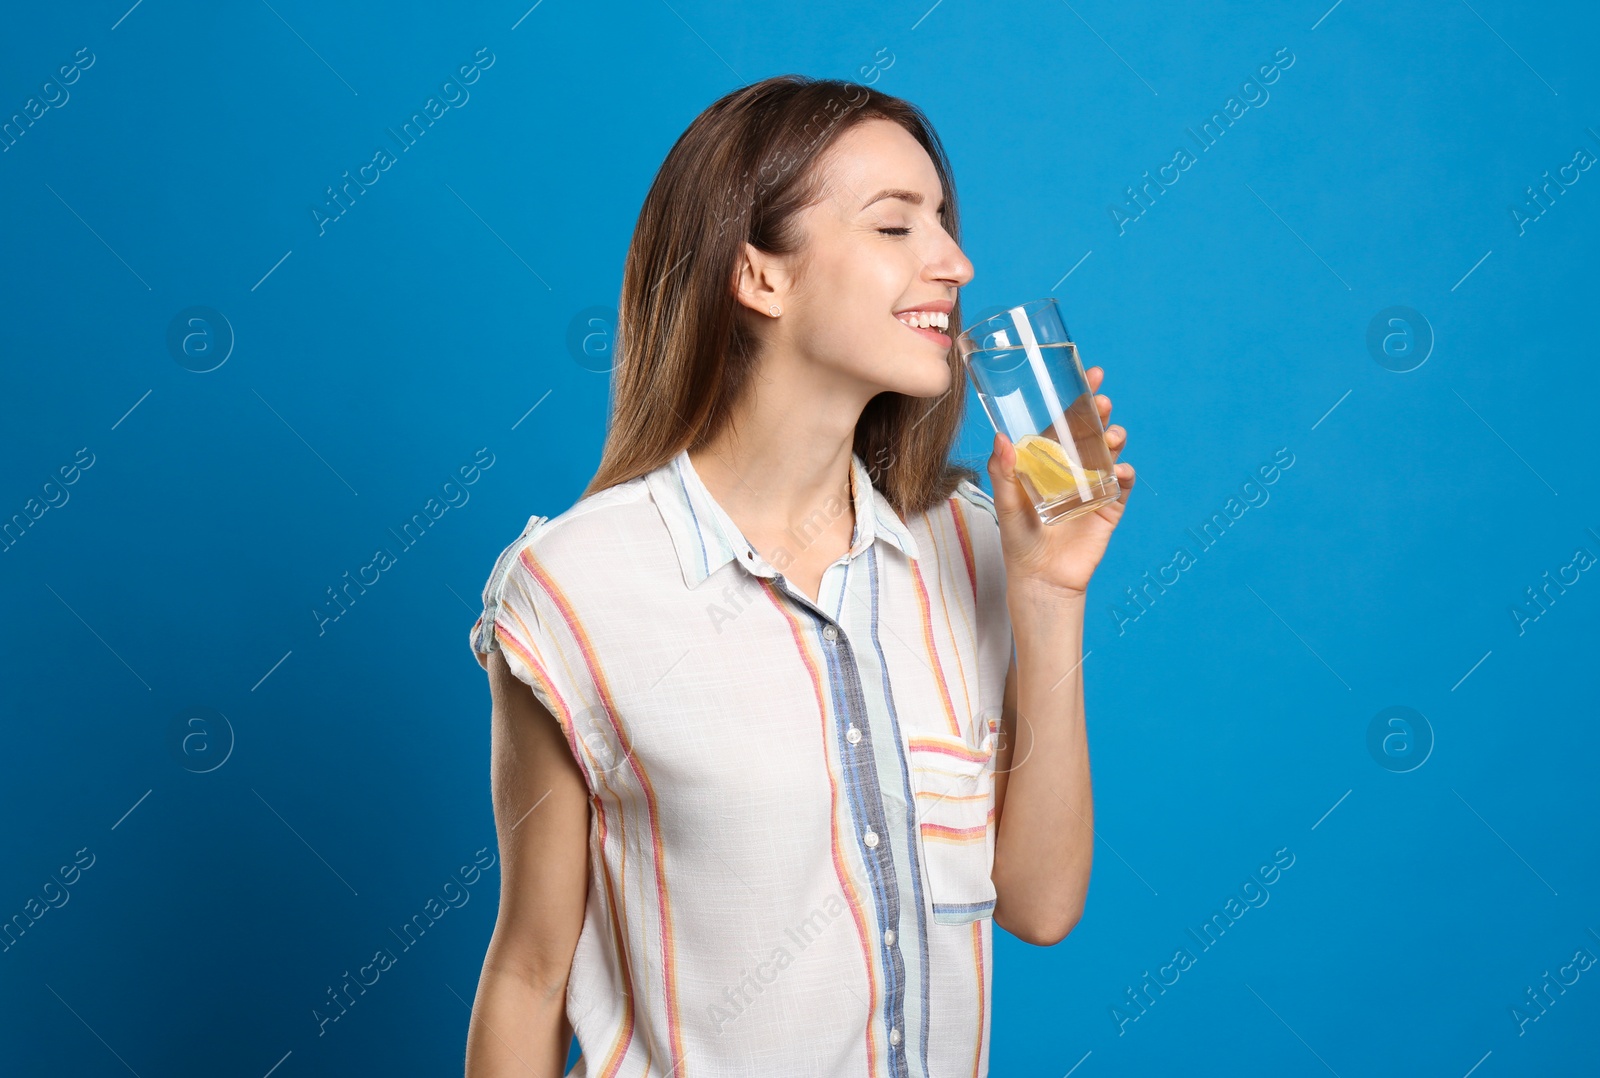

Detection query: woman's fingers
xmin=1114 ymin=461 xmax=1135 ymax=501
xmin=1105 ymin=424 xmax=1126 ymax=461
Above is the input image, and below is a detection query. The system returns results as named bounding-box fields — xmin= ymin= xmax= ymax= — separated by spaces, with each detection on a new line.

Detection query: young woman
xmin=465 ymin=75 xmax=1133 ymax=1078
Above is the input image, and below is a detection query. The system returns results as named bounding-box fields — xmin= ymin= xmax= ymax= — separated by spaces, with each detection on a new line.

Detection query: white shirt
xmin=470 ymin=447 xmax=1012 ymax=1077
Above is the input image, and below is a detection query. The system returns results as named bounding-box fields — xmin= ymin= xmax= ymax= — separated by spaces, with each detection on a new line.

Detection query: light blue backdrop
xmin=3 ymin=1 xmax=1596 ymax=1074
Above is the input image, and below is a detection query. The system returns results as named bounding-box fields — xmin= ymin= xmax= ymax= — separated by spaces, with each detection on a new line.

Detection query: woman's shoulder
xmin=489 ymin=475 xmax=657 ymax=576
xmin=896 ymin=476 xmax=1000 ymax=558
xmin=471 ymin=476 xmax=663 ymax=654
xmin=950 ymin=477 xmax=998 ymax=527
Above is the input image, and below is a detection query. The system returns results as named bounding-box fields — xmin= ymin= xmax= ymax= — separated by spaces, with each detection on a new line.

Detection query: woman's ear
xmin=731 ymin=242 xmax=785 ymax=317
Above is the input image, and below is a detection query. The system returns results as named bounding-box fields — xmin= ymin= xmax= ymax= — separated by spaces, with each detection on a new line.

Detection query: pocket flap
xmin=906 ymin=730 xmax=997 ymax=925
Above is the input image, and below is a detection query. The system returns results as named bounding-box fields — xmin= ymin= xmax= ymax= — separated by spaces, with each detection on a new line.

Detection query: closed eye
xmin=878 ymin=227 xmax=912 ymax=236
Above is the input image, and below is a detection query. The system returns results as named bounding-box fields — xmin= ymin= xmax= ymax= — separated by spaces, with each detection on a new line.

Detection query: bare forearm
xmin=465 ymin=963 xmax=571 ymax=1077
xmin=992 ymin=584 xmax=1094 ymax=945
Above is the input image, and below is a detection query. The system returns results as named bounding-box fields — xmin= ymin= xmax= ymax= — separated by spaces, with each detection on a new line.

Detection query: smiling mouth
xmin=895 ymin=310 xmax=950 ymax=331
xmin=895 ymin=309 xmax=952 ymax=346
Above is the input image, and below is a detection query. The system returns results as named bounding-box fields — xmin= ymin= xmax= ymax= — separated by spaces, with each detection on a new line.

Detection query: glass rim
xmin=954 ymin=296 xmax=1067 ymax=349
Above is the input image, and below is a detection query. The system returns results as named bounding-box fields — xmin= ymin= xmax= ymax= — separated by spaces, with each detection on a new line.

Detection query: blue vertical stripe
xmin=818 ymin=614 xmax=910 ymax=1078
xmin=865 ymin=544 xmax=934 ymax=1075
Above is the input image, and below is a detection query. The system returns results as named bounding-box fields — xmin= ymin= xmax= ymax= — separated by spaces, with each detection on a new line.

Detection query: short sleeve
xmin=473 ymin=511 xmax=611 ymax=790
xmin=469 ymin=515 xmax=592 ymax=781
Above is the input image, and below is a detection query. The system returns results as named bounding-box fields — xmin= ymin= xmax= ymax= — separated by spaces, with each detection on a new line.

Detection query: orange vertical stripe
xmin=926 ymin=507 xmax=975 ymax=728
xmin=592 ymin=800 xmax=639 ymax=1078
xmin=968 ymin=921 xmax=985 ymax=1078
xmin=523 ymin=549 xmax=690 ymax=1076
xmin=764 ymin=579 xmax=882 ymax=1077
xmin=948 ymin=498 xmax=978 ymax=604
xmin=910 ymin=559 xmax=964 ymax=740
xmin=492 ymin=619 xmax=590 ymax=779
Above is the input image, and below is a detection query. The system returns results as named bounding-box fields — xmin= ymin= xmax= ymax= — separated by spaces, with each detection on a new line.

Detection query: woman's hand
xmin=986 ymin=365 xmax=1133 ymax=600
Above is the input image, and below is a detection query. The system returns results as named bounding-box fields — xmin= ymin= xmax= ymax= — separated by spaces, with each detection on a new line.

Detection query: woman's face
xmin=759 ymin=118 xmax=975 ymax=401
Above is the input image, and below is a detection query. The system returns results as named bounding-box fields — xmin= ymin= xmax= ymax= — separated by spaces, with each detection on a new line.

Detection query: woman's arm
xmin=983 ymin=368 xmax=1133 ymax=947
xmin=990 ymin=594 xmax=1093 ymax=947
xmin=465 ymin=648 xmax=591 ymax=1077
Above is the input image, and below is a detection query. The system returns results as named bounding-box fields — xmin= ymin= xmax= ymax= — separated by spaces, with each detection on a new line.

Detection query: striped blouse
xmin=469 ymin=447 xmax=1013 ymax=1077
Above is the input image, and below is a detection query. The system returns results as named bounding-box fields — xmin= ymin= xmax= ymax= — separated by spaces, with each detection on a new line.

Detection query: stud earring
xmin=768 ymin=304 xmax=781 ymax=317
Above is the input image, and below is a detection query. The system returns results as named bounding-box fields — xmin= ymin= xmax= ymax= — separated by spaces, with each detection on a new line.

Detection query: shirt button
xmin=846 ymin=726 xmax=862 ymax=745
xmin=884 ymin=928 xmax=896 ymax=946
xmin=863 ymin=830 xmax=879 ymax=848
xmin=889 ymin=1028 xmax=902 ymax=1046
xmin=823 ymin=624 xmax=839 ymax=642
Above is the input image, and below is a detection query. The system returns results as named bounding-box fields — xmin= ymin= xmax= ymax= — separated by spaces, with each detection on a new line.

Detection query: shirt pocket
xmin=906 ymin=719 xmax=999 ymax=926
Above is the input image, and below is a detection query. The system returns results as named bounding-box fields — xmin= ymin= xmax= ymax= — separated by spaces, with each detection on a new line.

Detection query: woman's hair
xmin=581 ymin=74 xmax=979 ymax=519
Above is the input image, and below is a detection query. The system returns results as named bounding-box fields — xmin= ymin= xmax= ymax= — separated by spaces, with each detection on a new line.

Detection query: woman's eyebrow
xmin=861 ymin=187 xmax=945 ymax=213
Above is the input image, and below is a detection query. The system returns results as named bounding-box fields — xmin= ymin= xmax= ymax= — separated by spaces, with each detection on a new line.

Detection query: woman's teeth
xmin=896 ymin=311 xmax=949 ymax=330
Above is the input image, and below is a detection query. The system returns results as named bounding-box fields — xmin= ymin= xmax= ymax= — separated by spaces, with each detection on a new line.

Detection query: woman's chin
xmin=895 ymin=359 xmax=954 ymax=399
xmin=854 ymin=352 xmax=953 ymax=400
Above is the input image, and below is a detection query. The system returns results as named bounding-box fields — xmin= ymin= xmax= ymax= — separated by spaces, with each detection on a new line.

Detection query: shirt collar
xmin=645 ymin=447 xmax=921 ymax=591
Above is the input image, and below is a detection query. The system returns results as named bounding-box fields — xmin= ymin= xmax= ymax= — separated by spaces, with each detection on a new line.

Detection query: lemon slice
xmin=1014 ymin=435 xmax=1108 ymax=501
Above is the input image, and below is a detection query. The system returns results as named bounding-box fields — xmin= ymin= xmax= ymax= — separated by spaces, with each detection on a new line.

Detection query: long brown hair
xmin=582 ymin=74 xmax=978 ymax=519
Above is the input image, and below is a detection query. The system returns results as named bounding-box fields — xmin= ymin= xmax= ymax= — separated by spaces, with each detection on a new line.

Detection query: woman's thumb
xmin=986 ymin=431 xmax=1031 ymax=522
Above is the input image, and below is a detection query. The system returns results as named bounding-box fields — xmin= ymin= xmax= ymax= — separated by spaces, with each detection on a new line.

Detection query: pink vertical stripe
xmin=947 ymin=498 xmax=978 ymax=605
xmin=968 ymin=921 xmax=985 ymax=1078
xmin=909 ymin=559 xmax=964 ymax=740
xmin=592 ymin=800 xmax=639 ymax=1078
xmin=764 ymin=579 xmax=882 ymax=1078
xmin=492 ymin=617 xmax=590 ymax=781
xmin=925 ymin=506 xmax=975 ymax=729
xmin=521 ymin=547 xmax=690 ymax=1076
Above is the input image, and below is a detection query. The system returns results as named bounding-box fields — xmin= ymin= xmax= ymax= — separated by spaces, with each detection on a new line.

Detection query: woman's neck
xmin=688 ymin=355 xmax=871 ymax=549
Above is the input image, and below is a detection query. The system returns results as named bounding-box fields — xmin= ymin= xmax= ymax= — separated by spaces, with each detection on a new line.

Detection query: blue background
xmin=3 ymin=1 xmax=1596 ymax=1074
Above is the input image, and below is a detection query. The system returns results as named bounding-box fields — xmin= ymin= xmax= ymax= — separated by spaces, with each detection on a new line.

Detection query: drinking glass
xmin=955 ymin=297 xmax=1121 ymax=524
